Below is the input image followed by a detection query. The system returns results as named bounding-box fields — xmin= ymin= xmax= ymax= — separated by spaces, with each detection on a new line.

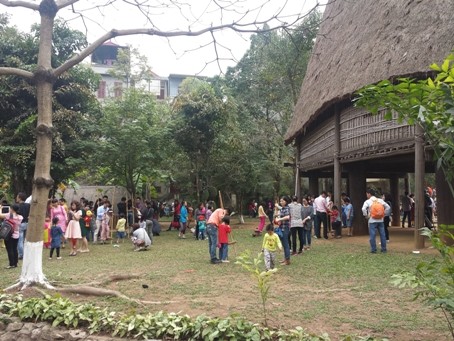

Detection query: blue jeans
xmin=369 ymin=221 xmax=387 ymax=252
xmin=280 ymin=226 xmax=290 ymax=260
xmin=219 ymin=243 xmax=229 ymax=260
xmin=302 ymin=228 xmax=312 ymax=247
xmin=206 ymin=224 xmax=218 ymax=261
xmin=18 ymin=222 xmax=28 ymax=258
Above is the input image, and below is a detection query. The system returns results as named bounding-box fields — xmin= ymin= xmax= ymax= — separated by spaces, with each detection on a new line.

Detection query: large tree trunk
xmin=14 ymin=2 xmax=56 ymax=290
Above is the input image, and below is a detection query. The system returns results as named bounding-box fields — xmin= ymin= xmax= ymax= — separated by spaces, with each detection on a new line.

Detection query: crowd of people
xmin=0 ymin=186 xmax=437 ymax=270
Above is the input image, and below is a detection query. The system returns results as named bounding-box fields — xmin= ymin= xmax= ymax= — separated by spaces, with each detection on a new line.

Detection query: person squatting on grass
xmin=131 ymin=223 xmax=152 ymax=251
xmin=262 ymin=223 xmax=282 ymax=271
xmin=218 ymin=216 xmax=231 ymax=263
xmin=206 ymin=206 xmax=232 ymax=264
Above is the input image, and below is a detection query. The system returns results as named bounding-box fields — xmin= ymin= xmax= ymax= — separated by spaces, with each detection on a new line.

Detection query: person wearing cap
xmin=361 ymin=188 xmax=391 ymax=254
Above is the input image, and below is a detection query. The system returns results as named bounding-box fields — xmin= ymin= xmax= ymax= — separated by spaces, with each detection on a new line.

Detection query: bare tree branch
xmin=55 ymin=4 xmax=320 ymax=77
xmin=55 ymin=0 xmax=79 ymax=10
xmin=0 ymin=0 xmax=39 ymax=10
xmin=0 ymin=67 xmax=34 ymax=78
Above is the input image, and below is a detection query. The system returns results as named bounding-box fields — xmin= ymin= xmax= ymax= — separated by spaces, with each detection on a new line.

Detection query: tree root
xmin=14 ymin=273 xmax=176 ymax=305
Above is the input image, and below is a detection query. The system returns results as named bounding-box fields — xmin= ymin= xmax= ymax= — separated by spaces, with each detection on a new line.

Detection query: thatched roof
xmin=285 ymin=0 xmax=454 ymax=143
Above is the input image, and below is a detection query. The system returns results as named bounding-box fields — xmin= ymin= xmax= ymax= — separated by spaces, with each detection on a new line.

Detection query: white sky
xmin=5 ymin=0 xmax=326 ymax=77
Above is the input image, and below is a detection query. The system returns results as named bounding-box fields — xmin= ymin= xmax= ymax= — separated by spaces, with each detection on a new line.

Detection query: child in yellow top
xmin=262 ymin=224 xmax=283 ymax=271
xmin=115 ymin=213 xmax=127 ymax=244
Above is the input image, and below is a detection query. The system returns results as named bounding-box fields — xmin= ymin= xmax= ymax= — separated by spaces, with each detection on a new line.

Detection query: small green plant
xmin=235 ymin=250 xmax=277 ymax=327
xmin=0 ymin=293 xmax=390 ymax=340
xmin=391 ymin=225 xmax=454 ymax=339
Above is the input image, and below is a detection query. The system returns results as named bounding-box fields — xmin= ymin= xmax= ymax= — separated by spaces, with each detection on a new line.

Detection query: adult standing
xmin=288 ymin=195 xmax=304 ymax=255
xmin=276 ymin=195 xmax=291 ymax=265
xmin=382 ymin=193 xmax=392 ymax=242
xmin=95 ymin=201 xmax=108 ymax=243
xmin=253 ymin=203 xmax=267 ymax=237
xmin=117 ymin=197 xmax=127 ymax=217
xmin=362 ymin=189 xmax=390 ymax=254
xmin=167 ymin=199 xmax=181 ymax=231
xmin=16 ymin=192 xmax=30 ymax=260
xmin=50 ymin=198 xmax=68 ymax=235
xmin=313 ymin=191 xmax=329 ymax=239
xmin=179 ymin=200 xmax=188 ymax=239
xmin=301 ymin=197 xmax=313 ymax=251
xmin=0 ymin=204 xmax=23 ymax=269
xmin=401 ymin=191 xmax=412 ymax=228
xmin=206 ymin=206 xmax=232 ymax=264
xmin=143 ymin=201 xmax=154 ymax=242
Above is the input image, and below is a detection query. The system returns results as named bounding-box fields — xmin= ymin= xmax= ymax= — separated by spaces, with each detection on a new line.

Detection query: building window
xmin=97 ymin=80 xmax=106 ymax=98
xmin=114 ymin=82 xmax=123 ymax=98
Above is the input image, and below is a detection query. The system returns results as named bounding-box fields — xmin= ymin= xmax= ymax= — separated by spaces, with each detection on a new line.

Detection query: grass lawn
xmin=0 ymin=218 xmax=450 ymax=340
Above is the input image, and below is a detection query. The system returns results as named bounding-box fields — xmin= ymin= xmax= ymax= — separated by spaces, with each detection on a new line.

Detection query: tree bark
xmin=19 ymin=0 xmax=56 ymax=288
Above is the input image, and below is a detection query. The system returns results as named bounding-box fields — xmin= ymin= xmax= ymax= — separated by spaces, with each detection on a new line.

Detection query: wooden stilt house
xmin=284 ymin=0 xmax=454 ymax=247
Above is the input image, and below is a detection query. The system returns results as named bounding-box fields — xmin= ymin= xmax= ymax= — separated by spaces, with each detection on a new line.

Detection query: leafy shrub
xmin=0 ymin=293 xmax=387 ymax=340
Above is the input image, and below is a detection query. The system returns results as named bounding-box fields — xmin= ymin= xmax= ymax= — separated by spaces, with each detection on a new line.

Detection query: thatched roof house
xmin=284 ymin=0 xmax=454 ymax=242
xmin=285 ymin=0 xmax=454 ymax=142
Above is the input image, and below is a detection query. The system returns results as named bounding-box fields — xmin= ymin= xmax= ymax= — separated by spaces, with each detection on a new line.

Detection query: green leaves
xmin=389 ymin=225 xmax=454 ymax=338
xmin=355 ymin=51 xmax=454 ymax=187
xmin=0 ymin=293 xmax=390 ymax=340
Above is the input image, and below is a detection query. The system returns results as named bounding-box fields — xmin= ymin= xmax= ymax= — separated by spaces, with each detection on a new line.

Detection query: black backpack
xmin=0 ymin=214 xmax=14 ymax=240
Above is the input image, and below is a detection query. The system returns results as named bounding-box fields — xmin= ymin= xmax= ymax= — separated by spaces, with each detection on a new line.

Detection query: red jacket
xmin=218 ymin=223 xmax=231 ymax=244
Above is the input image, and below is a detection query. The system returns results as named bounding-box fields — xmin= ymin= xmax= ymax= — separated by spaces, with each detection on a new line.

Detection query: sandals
xmin=69 ymin=251 xmax=77 ymax=256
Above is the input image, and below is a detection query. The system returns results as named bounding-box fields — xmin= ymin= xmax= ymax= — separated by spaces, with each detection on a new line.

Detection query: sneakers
xmin=210 ymin=259 xmax=221 ymax=264
xmin=57 ymin=257 xmax=62 ymax=260
xmin=221 ymin=260 xmax=230 ymax=263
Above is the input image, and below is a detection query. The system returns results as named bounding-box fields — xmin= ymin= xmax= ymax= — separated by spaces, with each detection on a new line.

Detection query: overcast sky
xmin=5 ymin=0 xmax=326 ymax=77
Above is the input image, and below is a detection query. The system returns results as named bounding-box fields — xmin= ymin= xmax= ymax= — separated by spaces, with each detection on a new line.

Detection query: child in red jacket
xmin=218 ymin=216 xmax=231 ymax=263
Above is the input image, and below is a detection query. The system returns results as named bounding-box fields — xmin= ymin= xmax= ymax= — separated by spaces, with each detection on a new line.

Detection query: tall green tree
xmin=0 ymin=15 xmax=101 ymax=194
xmin=94 ymin=88 xmax=164 ymax=197
xmin=224 ymin=11 xmax=321 ymax=199
xmin=170 ymin=77 xmax=229 ymax=202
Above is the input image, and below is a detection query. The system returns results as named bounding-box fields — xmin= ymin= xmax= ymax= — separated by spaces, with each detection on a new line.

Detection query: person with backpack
xmin=361 ymin=188 xmax=391 ymax=254
xmin=0 ymin=204 xmax=23 ymax=268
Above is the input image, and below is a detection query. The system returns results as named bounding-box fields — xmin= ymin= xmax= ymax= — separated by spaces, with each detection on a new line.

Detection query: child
xmin=49 ymin=217 xmax=64 ymax=259
xmin=342 ymin=197 xmax=354 ymax=236
xmin=262 ymin=223 xmax=282 ymax=271
xmin=197 ymin=215 xmax=206 ymax=240
xmin=116 ymin=213 xmax=127 ymax=244
xmin=330 ymin=205 xmax=342 ymax=238
xmin=43 ymin=217 xmax=51 ymax=249
xmin=218 ymin=216 xmax=231 ymax=263
xmin=100 ymin=209 xmax=112 ymax=244
xmin=131 ymin=223 xmax=151 ymax=251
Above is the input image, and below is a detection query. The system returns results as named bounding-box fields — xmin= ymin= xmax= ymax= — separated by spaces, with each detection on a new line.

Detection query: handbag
xmin=0 ymin=214 xmax=14 ymax=241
